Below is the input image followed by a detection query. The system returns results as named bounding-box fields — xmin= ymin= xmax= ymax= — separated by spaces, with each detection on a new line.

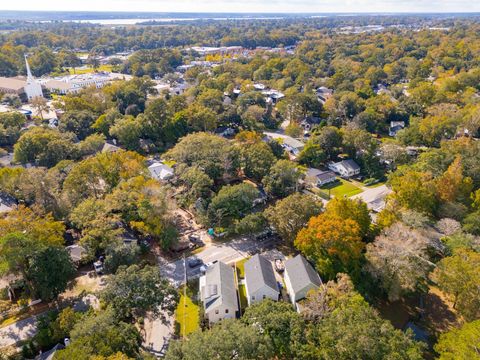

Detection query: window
xmin=215 ymin=310 xmax=219 ymax=314
xmin=263 ymin=295 xmax=266 ymax=299
xmin=252 ymin=296 xmax=255 ymax=301
xmin=225 ymin=309 xmax=229 ymax=314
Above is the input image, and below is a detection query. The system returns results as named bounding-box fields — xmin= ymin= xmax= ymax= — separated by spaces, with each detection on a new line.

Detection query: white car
xmin=199 ymin=260 xmax=218 ymax=274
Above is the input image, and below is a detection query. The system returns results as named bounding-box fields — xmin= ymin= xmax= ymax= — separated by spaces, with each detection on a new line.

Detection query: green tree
xmin=235 ymin=212 xmax=268 ymax=236
xmin=262 ymin=159 xmax=300 ymax=198
xmin=434 ymin=320 xmax=480 ymax=360
xmin=241 ymin=141 xmax=276 ymax=181
xmin=207 ymin=183 xmax=259 ymax=227
xmin=265 ymin=193 xmax=323 ymax=245
xmin=59 ymin=110 xmax=96 ymax=140
xmin=26 ymin=247 xmax=76 ymax=301
xmin=109 ymin=116 xmax=142 ymax=151
xmin=166 ymin=320 xmax=273 ymax=360
xmin=432 ymin=249 xmax=480 ymax=321
xmin=100 ymin=265 xmax=178 ymax=321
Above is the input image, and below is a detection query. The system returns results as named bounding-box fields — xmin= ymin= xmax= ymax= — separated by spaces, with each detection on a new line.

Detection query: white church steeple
xmin=24 ymin=55 xmax=43 ymax=100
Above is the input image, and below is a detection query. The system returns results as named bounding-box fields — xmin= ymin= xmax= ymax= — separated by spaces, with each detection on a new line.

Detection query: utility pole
xmin=183 ymin=254 xmax=187 ymax=340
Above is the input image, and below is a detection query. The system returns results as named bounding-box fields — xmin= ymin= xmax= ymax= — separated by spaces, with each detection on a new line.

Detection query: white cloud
xmin=3 ymin=0 xmax=480 ymax=12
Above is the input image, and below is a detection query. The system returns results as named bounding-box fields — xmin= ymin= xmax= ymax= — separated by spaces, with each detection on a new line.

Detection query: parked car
xmin=93 ymin=261 xmax=104 ymax=275
xmin=188 ymin=258 xmax=203 ymax=268
xmin=189 ymin=234 xmax=204 ymax=245
xmin=200 ymin=260 xmax=218 ymax=274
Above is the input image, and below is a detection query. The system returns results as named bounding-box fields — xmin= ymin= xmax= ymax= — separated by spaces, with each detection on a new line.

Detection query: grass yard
xmin=238 ymin=284 xmax=248 ymax=311
xmin=175 ymin=293 xmax=200 ymax=337
xmin=320 ymin=179 xmax=363 ymax=198
xmin=235 ymin=258 xmax=249 ymax=279
xmin=66 ymin=64 xmax=114 ymax=75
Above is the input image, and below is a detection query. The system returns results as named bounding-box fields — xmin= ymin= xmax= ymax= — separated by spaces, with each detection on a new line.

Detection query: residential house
xmin=305 ymin=168 xmax=337 ymax=187
xmin=148 ymin=161 xmax=174 ymax=181
xmin=35 ymin=344 xmax=65 ymax=360
xmin=0 ymin=192 xmax=16 ymax=213
xmin=389 ymin=121 xmax=405 ymax=137
xmin=284 ymin=254 xmax=322 ymax=307
xmin=66 ymin=244 xmax=86 ymax=264
xmin=315 ymin=86 xmax=333 ymax=104
xmin=328 ymin=159 xmax=361 ymax=178
xmin=263 ymin=132 xmax=305 ymax=156
xmin=199 ymin=261 xmax=239 ymax=323
xmin=244 ymin=254 xmax=280 ymax=305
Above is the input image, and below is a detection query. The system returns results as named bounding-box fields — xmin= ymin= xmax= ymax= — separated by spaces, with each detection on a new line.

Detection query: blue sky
xmin=4 ymin=0 xmax=480 ymax=13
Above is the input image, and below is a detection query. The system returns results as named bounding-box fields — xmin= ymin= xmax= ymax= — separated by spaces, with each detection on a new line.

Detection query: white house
xmin=328 ymin=159 xmax=361 ymax=178
xmin=305 ymin=168 xmax=337 ymax=187
xmin=148 ymin=161 xmax=174 ymax=181
xmin=244 ymin=254 xmax=279 ymax=305
xmin=284 ymin=254 xmax=322 ymax=306
xmin=199 ymin=261 xmax=239 ymax=323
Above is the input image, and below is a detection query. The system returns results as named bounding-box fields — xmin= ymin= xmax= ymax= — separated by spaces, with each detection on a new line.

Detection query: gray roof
xmin=285 ymin=255 xmax=322 ymax=294
xmin=337 ymin=159 xmax=360 ymax=172
xmin=244 ymin=254 xmax=279 ymax=294
xmin=35 ymin=343 xmax=65 ymax=360
xmin=201 ymin=262 xmax=238 ymax=312
xmin=316 ymin=171 xmax=336 ymax=182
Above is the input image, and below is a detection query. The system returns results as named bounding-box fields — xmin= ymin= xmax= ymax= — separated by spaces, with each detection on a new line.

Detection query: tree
xmin=235 ymin=212 xmax=268 ymax=236
xmin=31 ymin=96 xmax=49 ymax=121
xmin=265 ymin=193 xmax=323 ymax=245
xmin=435 ymin=156 xmax=473 ymax=205
xmin=59 ymin=110 xmax=96 ymax=140
xmin=297 ymin=141 xmax=327 ymax=168
xmin=365 ymin=223 xmax=439 ymax=301
xmin=301 ymin=278 xmax=424 ymax=360
xmin=13 ymin=127 xmax=76 ymax=167
xmin=434 ymin=320 xmax=480 ymax=360
xmin=2 ymin=94 xmax=21 ymax=108
xmin=104 ymin=243 xmax=140 ymax=274
xmin=432 ymin=249 xmax=480 ymax=321
xmin=165 ymin=320 xmax=273 ymax=360
xmin=109 ymin=116 xmax=142 ymax=151
xmin=295 ymin=214 xmax=364 ymax=279
xmin=241 ymin=142 xmax=276 ymax=181
xmin=262 ymin=160 xmax=300 ymax=198
xmin=207 ymin=183 xmax=259 ymax=227
xmin=166 ymin=133 xmax=239 ymax=181
xmin=242 ymin=299 xmax=305 ymax=358
xmin=177 ymin=166 xmax=213 ymax=206
xmin=325 ymin=197 xmax=371 ymax=238
xmin=26 ymin=247 xmax=76 ymax=301
xmin=100 ymin=265 xmax=178 ymax=321
xmin=55 ymin=308 xmax=141 ymax=360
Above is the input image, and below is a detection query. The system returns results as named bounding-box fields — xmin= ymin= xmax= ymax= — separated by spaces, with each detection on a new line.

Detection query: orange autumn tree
xmin=435 ymin=156 xmax=473 ymax=204
xmin=295 ymin=214 xmax=365 ymax=280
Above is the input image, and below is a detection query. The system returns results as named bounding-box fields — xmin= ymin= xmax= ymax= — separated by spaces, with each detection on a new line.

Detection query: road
xmin=0 ymin=315 xmax=38 ymax=349
xmin=159 ymin=236 xmax=278 ymax=286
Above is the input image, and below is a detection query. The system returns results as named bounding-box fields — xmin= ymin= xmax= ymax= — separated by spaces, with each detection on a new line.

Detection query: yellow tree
xmin=295 ymin=214 xmax=364 ymax=279
xmin=435 ymin=156 xmax=473 ymax=204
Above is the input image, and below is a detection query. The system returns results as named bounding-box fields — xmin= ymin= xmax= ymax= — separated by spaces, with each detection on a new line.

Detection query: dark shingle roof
xmin=285 ymin=255 xmax=322 ymax=294
xmin=244 ymin=254 xmax=279 ymax=294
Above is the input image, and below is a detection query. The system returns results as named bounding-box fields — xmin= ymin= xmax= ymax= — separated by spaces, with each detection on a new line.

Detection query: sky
xmin=2 ymin=0 xmax=480 ymax=13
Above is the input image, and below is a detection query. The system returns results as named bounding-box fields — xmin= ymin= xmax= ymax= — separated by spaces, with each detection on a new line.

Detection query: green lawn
xmin=236 ymin=258 xmax=249 ymax=279
xmin=66 ymin=64 xmax=114 ymax=75
xmin=320 ymin=179 xmax=363 ymax=198
xmin=238 ymin=284 xmax=248 ymax=311
xmin=175 ymin=293 xmax=200 ymax=337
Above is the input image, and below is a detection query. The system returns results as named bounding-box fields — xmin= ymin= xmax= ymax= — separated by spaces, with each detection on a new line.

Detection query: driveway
xmin=142 ymin=312 xmax=174 ymax=357
xmin=159 ymin=236 xmax=278 ymax=286
xmin=0 ymin=315 xmax=38 ymax=348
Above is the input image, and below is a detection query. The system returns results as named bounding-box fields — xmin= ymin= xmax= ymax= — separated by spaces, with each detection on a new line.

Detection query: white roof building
xmin=148 ymin=161 xmax=174 ymax=181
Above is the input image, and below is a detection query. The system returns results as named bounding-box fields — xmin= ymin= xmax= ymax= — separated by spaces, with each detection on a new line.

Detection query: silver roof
xmin=201 ymin=261 xmax=238 ymax=312
xmin=285 ymin=254 xmax=322 ymax=294
xmin=244 ymin=254 xmax=279 ymax=295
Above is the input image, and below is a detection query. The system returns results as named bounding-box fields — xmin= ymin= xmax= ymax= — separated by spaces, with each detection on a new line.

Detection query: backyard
xmin=175 ymin=281 xmax=200 ymax=337
xmin=319 ymin=179 xmax=363 ymax=198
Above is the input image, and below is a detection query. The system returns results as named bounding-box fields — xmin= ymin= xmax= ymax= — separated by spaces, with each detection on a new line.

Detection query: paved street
xmin=0 ymin=315 xmax=38 ymax=349
xmin=159 ymin=236 xmax=278 ymax=286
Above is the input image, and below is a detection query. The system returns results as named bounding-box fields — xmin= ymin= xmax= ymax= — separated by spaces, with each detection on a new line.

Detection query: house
xmin=199 ymin=261 xmax=239 ymax=323
xmin=389 ymin=121 xmax=406 ymax=137
xmin=263 ymin=132 xmax=305 ymax=156
xmin=284 ymin=254 xmax=322 ymax=307
xmin=148 ymin=161 xmax=174 ymax=181
xmin=35 ymin=343 xmax=65 ymax=360
xmin=244 ymin=254 xmax=280 ymax=305
xmin=0 ymin=192 xmax=16 ymax=213
xmin=328 ymin=159 xmax=361 ymax=178
xmin=305 ymin=168 xmax=337 ymax=187
xmin=66 ymin=244 xmax=86 ymax=264
xmin=315 ymin=86 xmax=333 ymax=104
xmin=101 ymin=140 xmax=121 ymax=153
